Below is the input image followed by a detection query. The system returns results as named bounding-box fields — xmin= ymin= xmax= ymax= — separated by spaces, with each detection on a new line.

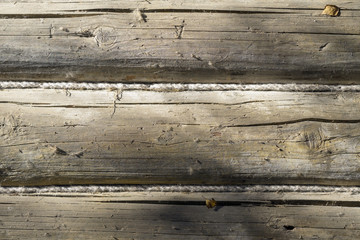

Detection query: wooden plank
xmin=1 ymin=89 xmax=360 ymax=186
xmin=1 ymin=191 xmax=360 ymax=239
xmin=0 ymin=1 xmax=359 ymax=83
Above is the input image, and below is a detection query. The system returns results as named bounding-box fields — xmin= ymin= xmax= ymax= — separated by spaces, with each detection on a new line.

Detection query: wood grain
xmin=1 ymin=89 xmax=360 ymax=186
xmin=0 ymin=0 xmax=359 ymax=83
xmin=1 ymin=191 xmax=360 ymax=239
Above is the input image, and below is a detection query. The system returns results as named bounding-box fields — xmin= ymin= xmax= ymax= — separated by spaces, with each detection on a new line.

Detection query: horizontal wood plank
xmin=1 ymin=89 xmax=360 ymax=186
xmin=1 ymin=191 xmax=360 ymax=239
xmin=0 ymin=0 xmax=359 ymax=83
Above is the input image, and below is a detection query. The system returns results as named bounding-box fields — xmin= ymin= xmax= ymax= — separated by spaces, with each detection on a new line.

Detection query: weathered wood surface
xmin=1 ymin=89 xmax=360 ymax=186
xmin=1 ymin=191 xmax=360 ymax=239
xmin=0 ymin=0 xmax=359 ymax=83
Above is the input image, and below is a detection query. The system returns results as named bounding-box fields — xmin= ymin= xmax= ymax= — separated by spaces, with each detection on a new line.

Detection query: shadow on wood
xmin=1 ymin=89 xmax=360 ymax=186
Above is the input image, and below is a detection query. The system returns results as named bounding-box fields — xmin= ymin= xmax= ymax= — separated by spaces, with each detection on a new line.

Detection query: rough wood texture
xmin=1 ymin=89 xmax=360 ymax=186
xmin=0 ymin=0 xmax=359 ymax=83
xmin=1 ymin=191 xmax=359 ymax=239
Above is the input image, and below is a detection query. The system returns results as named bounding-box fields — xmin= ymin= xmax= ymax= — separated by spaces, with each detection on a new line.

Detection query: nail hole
xmin=283 ymin=225 xmax=295 ymax=230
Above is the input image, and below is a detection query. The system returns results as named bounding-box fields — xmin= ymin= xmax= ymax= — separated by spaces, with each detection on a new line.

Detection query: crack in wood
xmin=111 ymin=89 xmax=123 ymax=118
xmin=0 ymin=13 xmax=99 ymax=19
xmin=277 ymin=31 xmax=360 ymax=36
xmin=63 ymin=8 xmax=296 ymax=15
xmin=49 ymin=24 xmax=53 ymax=39
xmin=91 ymin=199 xmax=360 ymax=208
xmin=319 ymin=42 xmax=329 ymax=51
xmin=226 ymin=118 xmax=360 ymax=128
xmin=0 ymin=100 xmax=267 ymax=107
xmin=54 ymin=146 xmax=67 ymax=155
xmin=175 ymin=20 xmax=185 ymax=39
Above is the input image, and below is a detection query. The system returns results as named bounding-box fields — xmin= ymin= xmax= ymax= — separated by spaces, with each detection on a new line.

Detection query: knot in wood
xmin=93 ymin=27 xmax=117 ymax=48
xmin=303 ymin=127 xmax=324 ymax=150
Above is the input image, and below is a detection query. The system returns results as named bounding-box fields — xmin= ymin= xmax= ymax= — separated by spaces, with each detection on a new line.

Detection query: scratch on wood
xmin=175 ymin=20 xmax=185 ymax=39
xmin=111 ymin=89 xmax=123 ymax=118
xmin=191 ymin=54 xmax=202 ymax=61
xmin=49 ymin=24 xmax=53 ymax=38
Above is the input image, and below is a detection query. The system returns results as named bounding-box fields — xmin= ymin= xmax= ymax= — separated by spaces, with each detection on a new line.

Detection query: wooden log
xmin=1 ymin=89 xmax=360 ymax=186
xmin=1 ymin=191 xmax=360 ymax=239
xmin=0 ymin=0 xmax=359 ymax=83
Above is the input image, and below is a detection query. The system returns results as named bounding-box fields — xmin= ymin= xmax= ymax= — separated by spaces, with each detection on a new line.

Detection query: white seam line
xmin=1 ymin=185 xmax=360 ymax=194
xmin=1 ymin=81 xmax=360 ymax=92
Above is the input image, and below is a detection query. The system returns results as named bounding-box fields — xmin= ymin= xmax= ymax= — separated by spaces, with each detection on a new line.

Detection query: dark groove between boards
xmin=92 ymin=200 xmax=360 ymax=208
xmin=67 ymin=8 xmax=296 ymax=15
xmin=0 ymin=101 xmax=266 ymax=107
xmin=0 ymin=14 xmax=100 ymax=19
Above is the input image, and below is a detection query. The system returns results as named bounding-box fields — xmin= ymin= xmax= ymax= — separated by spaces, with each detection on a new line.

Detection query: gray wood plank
xmin=1 ymin=89 xmax=360 ymax=186
xmin=1 ymin=191 xmax=359 ymax=239
xmin=0 ymin=0 xmax=359 ymax=83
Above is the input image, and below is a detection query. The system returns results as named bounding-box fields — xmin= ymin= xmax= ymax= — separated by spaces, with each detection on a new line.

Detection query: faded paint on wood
xmin=0 ymin=0 xmax=359 ymax=83
xmin=1 ymin=89 xmax=360 ymax=186
xmin=1 ymin=191 xmax=359 ymax=239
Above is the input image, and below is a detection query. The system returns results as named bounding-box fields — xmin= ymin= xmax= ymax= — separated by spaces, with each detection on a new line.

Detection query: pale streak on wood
xmin=0 ymin=0 xmax=359 ymax=83
xmin=1 ymin=192 xmax=360 ymax=239
xmin=1 ymin=89 xmax=360 ymax=186
xmin=11 ymin=191 xmax=360 ymax=203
